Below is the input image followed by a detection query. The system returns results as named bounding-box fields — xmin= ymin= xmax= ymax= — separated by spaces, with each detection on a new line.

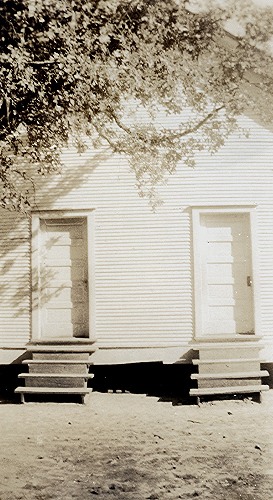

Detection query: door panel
xmin=40 ymin=218 xmax=89 ymax=339
xmin=200 ymin=213 xmax=254 ymax=336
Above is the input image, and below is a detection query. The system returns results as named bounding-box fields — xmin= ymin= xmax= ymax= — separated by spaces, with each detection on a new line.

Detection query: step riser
xmin=198 ymin=361 xmax=261 ymax=374
xmin=15 ymin=343 xmax=95 ymax=403
xmin=15 ymin=387 xmax=90 ymax=395
xmin=190 ymin=385 xmax=269 ymax=397
xmin=28 ymin=347 xmax=95 ymax=353
xmin=32 ymin=353 xmax=89 ymax=361
xmin=30 ymin=339 xmax=95 ymax=344
xmin=25 ymin=378 xmax=87 ymax=388
xmin=191 ymin=341 xmax=266 ymax=399
xmin=28 ymin=364 xmax=89 ymax=374
xmin=197 ymin=378 xmax=261 ymax=389
xmin=199 ymin=347 xmax=260 ymax=361
xmin=191 ymin=370 xmax=269 ymax=380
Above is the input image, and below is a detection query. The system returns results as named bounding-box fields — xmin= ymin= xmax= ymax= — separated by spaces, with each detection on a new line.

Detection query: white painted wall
xmin=0 ymin=213 xmax=30 ymax=349
xmin=0 ymin=115 xmax=273 ymax=363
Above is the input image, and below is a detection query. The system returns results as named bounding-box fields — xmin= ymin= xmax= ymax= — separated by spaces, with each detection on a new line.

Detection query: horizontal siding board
xmin=0 ymin=213 xmax=31 ymax=347
xmin=1 ymin=114 xmax=273 ymax=359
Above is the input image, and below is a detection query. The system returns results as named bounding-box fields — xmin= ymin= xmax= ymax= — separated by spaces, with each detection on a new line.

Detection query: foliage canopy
xmin=1 ymin=0 xmax=273 ymax=210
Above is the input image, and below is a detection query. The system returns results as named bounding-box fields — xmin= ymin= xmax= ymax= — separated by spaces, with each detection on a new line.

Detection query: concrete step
xmin=23 ymin=377 xmax=88 ymax=388
xmin=19 ymin=373 xmax=93 ymax=386
xmin=191 ymin=370 xmax=269 ymax=380
xmin=192 ymin=342 xmax=262 ymax=350
xmin=25 ymin=362 xmax=90 ymax=374
xmin=19 ymin=374 xmax=93 ymax=387
xmin=200 ymin=351 xmax=260 ymax=361
xmin=16 ymin=343 xmax=95 ymax=403
xmin=15 ymin=387 xmax=90 ymax=394
xmin=32 ymin=352 xmax=89 ymax=360
xmin=197 ymin=361 xmax=261 ymax=375
xmin=15 ymin=386 xmax=90 ymax=403
xmin=190 ymin=341 xmax=266 ymax=401
xmin=192 ymin=336 xmax=262 ymax=343
xmin=190 ymin=384 xmax=269 ymax=396
xmin=197 ymin=378 xmax=261 ymax=389
xmin=24 ymin=359 xmax=92 ymax=374
xmin=27 ymin=345 xmax=96 ymax=353
xmin=29 ymin=339 xmax=96 ymax=344
xmin=23 ymin=359 xmax=91 ymax=374
xmin=22 ymin=360 xmax=92 ymax=364
xmin=18 ymin=373 xmax=94 ymax=379
xmin=192 ymin=358 xmax=261 ymax=365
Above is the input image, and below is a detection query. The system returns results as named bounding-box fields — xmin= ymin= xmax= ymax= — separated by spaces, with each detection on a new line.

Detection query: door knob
xmin=247 ymin=276 xmax=252 ymax=287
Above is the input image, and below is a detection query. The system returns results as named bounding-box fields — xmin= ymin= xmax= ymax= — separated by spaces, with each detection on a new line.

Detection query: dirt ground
xmin=1 ymin=390 xmax=273 ymax=500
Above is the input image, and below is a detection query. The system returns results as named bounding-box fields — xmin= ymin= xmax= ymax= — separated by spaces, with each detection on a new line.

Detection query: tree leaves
xmin=0 ymin=0 xmax=273 ymax=210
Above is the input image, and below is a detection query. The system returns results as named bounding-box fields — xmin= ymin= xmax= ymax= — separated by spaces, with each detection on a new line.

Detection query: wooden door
xmin=199 ymin=213 xmax=254 ymax=336
xmin=40 ymin=218 xmax=89 ymax=339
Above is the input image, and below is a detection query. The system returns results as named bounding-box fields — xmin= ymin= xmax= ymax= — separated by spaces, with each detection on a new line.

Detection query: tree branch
xmin=92 ymin=122 xmax=121 ymax=152
xmin=30 ymin=60 xmax=57 ymax=66
xmin=110 ymin=105 xmax=226 ymax=144
xmin=165 ymin=105 xmax=226 ymax=140
xmin=108 ymin=111 xmax=132 ymax=135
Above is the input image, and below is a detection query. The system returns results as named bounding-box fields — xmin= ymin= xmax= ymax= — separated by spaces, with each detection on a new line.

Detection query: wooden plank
xmin=30 ymin=339 xmax=96 ymax=344
xmin=198 ymin=362 xmax=261 ymax=375
xmin=198 ymin=347 xmax=261 ymax=361
xmin=18 ymin=373 xmax=94 ymax=379
xmin=27 ymin=345 xmax=96 ymax=353
xmin=192 ymin=358 xmax=261 ymax=365
xmin=197 ymin=378 xmax=261 ymax=389
xmin=191 ymin=341 xmax=262 ymax=349
xmin=191 ymin=370 xmax=269 ymax=380
xmin=192 ymin=336 xmax=263 ymax=345
xmin=32 ymin=352 xmax=89 ymax=360
xmin=190 ymin=384 xmax=269 ymax=396
xmin=14 ymin=387 xmax=90 ymax=394
xmin=27 ymin=364 xmax=90 ymax=375
xmin=22 ymin=360 xmax=92 ymax=364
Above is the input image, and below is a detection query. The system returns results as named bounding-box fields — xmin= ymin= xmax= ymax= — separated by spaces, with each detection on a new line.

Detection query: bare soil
xmin=1 ymin=391 xmax=273 ymax=500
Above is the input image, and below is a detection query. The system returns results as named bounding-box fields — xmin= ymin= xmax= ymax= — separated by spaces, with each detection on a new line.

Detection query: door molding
xmin=192 ymin=205 xmax=261 ymax=339
xmin=31 ymin=209 xmax=96 ymax=341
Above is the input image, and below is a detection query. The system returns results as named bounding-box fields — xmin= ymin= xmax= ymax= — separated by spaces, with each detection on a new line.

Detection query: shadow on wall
xmin=33 ymin=149 xmax=110 ymax=207
xmin=0 ymin=149 xmax=111 ymax=320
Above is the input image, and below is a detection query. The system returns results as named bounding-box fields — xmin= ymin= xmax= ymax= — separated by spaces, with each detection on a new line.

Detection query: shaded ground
xmin=1 ymin=391 xmax=273 ymax=499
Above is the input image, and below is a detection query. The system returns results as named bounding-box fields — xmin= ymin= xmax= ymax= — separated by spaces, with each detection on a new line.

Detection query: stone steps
xmin=18 ymin=373 xmax=94 ymax=388
xmin=27 ymin=345 xmax=96 ymax=353
xmin=14 ymin=386 xmax=90 ymax=404
xmin=190 ymin=385 xmax=269 ymax=396
xmin=15 ymin=341 xmax=96 ymax=403
xmin=191 ymin=370 xmax=269 ymax=380
xmin=189 ymin=340 xmax=269 ymax=403
xmin=23 ymin=359 xmax=92 ymax=364
xmin=192 ymin=358 xmax=261 ymax=365
xmin=18 ymin=373 xmax=94 ymax=378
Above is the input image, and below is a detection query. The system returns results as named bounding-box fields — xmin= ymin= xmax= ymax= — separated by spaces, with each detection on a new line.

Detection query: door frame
xmin=31 ymin=209 xmax=96 ymax=341
xmin=191 ymin=205 xmax=261 ymax=340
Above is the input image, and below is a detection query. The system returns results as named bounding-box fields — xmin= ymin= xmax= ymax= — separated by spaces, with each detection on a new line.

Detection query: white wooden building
xmin=1 ymin=112 xmax=273 ymax=399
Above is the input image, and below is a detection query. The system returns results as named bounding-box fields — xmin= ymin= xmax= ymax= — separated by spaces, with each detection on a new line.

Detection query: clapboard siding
xmin=0 ymin=213 xmax=30 ymax=347
xmin=1 ymin=114 xmax=273 ymax=360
